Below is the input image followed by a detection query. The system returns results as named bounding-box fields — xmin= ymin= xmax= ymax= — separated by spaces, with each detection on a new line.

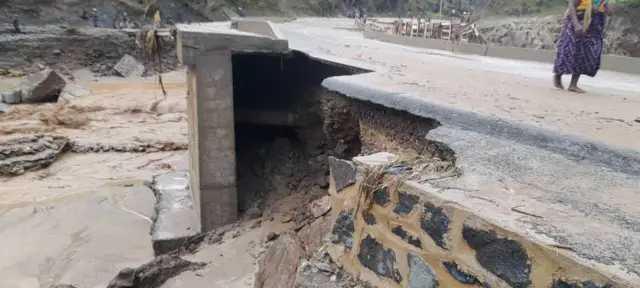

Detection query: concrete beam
xmin=178 ymin=29 xmax=289 ymax=65
xmin=178 ymin=24 xmax=291 ymax=232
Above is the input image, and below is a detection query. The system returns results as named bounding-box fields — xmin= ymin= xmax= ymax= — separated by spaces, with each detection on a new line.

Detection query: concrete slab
xmin=150 ymin=171 xmax=200 ymax=256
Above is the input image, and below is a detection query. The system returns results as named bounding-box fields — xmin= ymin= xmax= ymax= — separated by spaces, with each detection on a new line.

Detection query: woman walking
xmin=553 ymin=0 xmax=608 ymax=93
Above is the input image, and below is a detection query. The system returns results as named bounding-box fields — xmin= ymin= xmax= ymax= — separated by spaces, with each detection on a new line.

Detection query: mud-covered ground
xmin=0 ymin=26 xmax=178 ymax=77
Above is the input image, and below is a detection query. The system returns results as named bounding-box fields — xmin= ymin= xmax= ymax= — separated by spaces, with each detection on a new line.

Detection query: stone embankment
xmin=324 ymin=153 xmax=627 ymax=288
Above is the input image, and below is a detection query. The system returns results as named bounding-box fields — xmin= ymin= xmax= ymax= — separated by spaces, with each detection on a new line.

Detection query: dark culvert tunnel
xmin=231 ymin=51 xmax=456 ymax=217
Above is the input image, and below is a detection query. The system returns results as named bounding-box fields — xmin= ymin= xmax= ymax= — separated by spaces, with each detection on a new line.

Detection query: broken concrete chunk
xmin=150 ymin=171 xmax=200 ymax=256
xmin=353 ymin=152 xmax=399 ymax=168
xmin=57 ymin=83 xmax=92 ymax=102
xmin=17 ymin=69 xmax=67 ymax=103
xmin=308 ymin=195 xmax=331 ymax=218
xmin=2 ymin=89 xmax=22 ymax=104
xmin=255 ymin=234 xmax=304 ymax=288
xmin=328 ymin=156 xmax=356 ymax=192
xmin=114 ymin=54 xmax=145 ymax=78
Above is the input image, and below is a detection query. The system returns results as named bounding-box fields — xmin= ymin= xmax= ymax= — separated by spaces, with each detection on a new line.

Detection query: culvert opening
xmin=232 ymin=51 xmax=367 ymax=215
xmin=232 ymin=51 xmax=456 ymax=216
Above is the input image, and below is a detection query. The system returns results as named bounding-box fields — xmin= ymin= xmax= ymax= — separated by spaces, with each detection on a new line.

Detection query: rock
xmin=266 ymin=231 xmax=279 ymax=242
xmin=0 ymin=102 xmax=10 ymax=113
xmin=106 ymin=255 xmax=206 ymax=288
xmin=407 ymin=253 xmax=438 ymax=288
xmin=298 ymin=215 xmax=332 ymax=257
xmin=307 ymin=196 xmax=331 ymax=218
xmin=53 ymin=49 xmax=62 ymax=55
xmin=314 ymin=174 xmax=329 ymax=188
xmin=243 ymin=206 xmax=262 ymax=220
xmin=328 ymin=157 xmax=356 ymax=192
xmin=37 ymin=64 xmax=46 ymax=70
xmin=0 ymin=68 xmax=8 ymax=75
xmin=15 ymin=69 xmax=66 ymax=103
xmin=10 ymin=70 xmax=22 ymax=77
xmin=255 ymin=235 xmax=304 ymax=288
xmin=295 ymin=251 xmax=354 ymax=288
xmin=51 ymin=285 xmax=78 ymax=288
xmin=57 ymin=84 xmax=91 ymax=102
xmin=114 ymin=54 xmax=145 ymax=78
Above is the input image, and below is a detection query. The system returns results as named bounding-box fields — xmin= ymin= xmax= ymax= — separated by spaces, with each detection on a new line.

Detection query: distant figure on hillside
xmin=553 ymin=0 xmax=609 ymax=93
xmin=237 ymin=7 xmax=245 ymax=17
xmin=92 ymin=8 xmax=99 ymax=27
xmin=12 ymin=15 xmax=20 ymax=34
xmin=154 ymin=10 xmax=161 ymax=27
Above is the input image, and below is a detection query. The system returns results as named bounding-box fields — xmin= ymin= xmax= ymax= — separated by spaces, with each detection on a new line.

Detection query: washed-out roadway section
xmin=222 ymin=18 xmax=640 ymax=286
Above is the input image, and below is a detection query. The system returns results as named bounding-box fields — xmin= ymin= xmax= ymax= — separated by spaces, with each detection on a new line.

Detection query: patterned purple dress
xmin=553 ymin=12 xmax=605 ymax=77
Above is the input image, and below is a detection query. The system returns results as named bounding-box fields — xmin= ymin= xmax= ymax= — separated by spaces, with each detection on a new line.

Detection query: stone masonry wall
xmin=325 ymin=156 xmax=624 ymax=288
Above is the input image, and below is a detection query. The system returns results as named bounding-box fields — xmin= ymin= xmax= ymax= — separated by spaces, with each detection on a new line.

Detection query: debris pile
xmin=0 ymin=134 xmax=69 ymax=176
xmin=106 ymin=255 xmax=207 ymax=288
xmin=1 ymin=69 xmax=66 ymax=104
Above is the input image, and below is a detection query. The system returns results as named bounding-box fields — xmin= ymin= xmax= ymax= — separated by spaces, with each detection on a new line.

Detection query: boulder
xmin=114 ymin=54 xmax=145 ymax=78
xmin=16 ymin=69 xmax=66 ymax=103
xmin=254 ymin=234 xmax=304 ymax=288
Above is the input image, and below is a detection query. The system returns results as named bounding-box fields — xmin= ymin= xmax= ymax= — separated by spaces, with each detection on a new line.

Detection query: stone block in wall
xmin=391 ymin=226 xmax=422 ymax=249
xmin=393 ymin=191 xmax=419 ymax=216
xmin=443 ymin=262 xmax=480 ymax=285
xmin=407 ymin=253 xmax=438 ymax=288
xmin=357 ymin=235 xmax=402 ymax=283
xmin=420 ymin=203 xmax=451 ymax=249
xmin=330 ymin=210 xmax=355 ymax=250
xmin=462 ymin=226 xmax=532 ymax=288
